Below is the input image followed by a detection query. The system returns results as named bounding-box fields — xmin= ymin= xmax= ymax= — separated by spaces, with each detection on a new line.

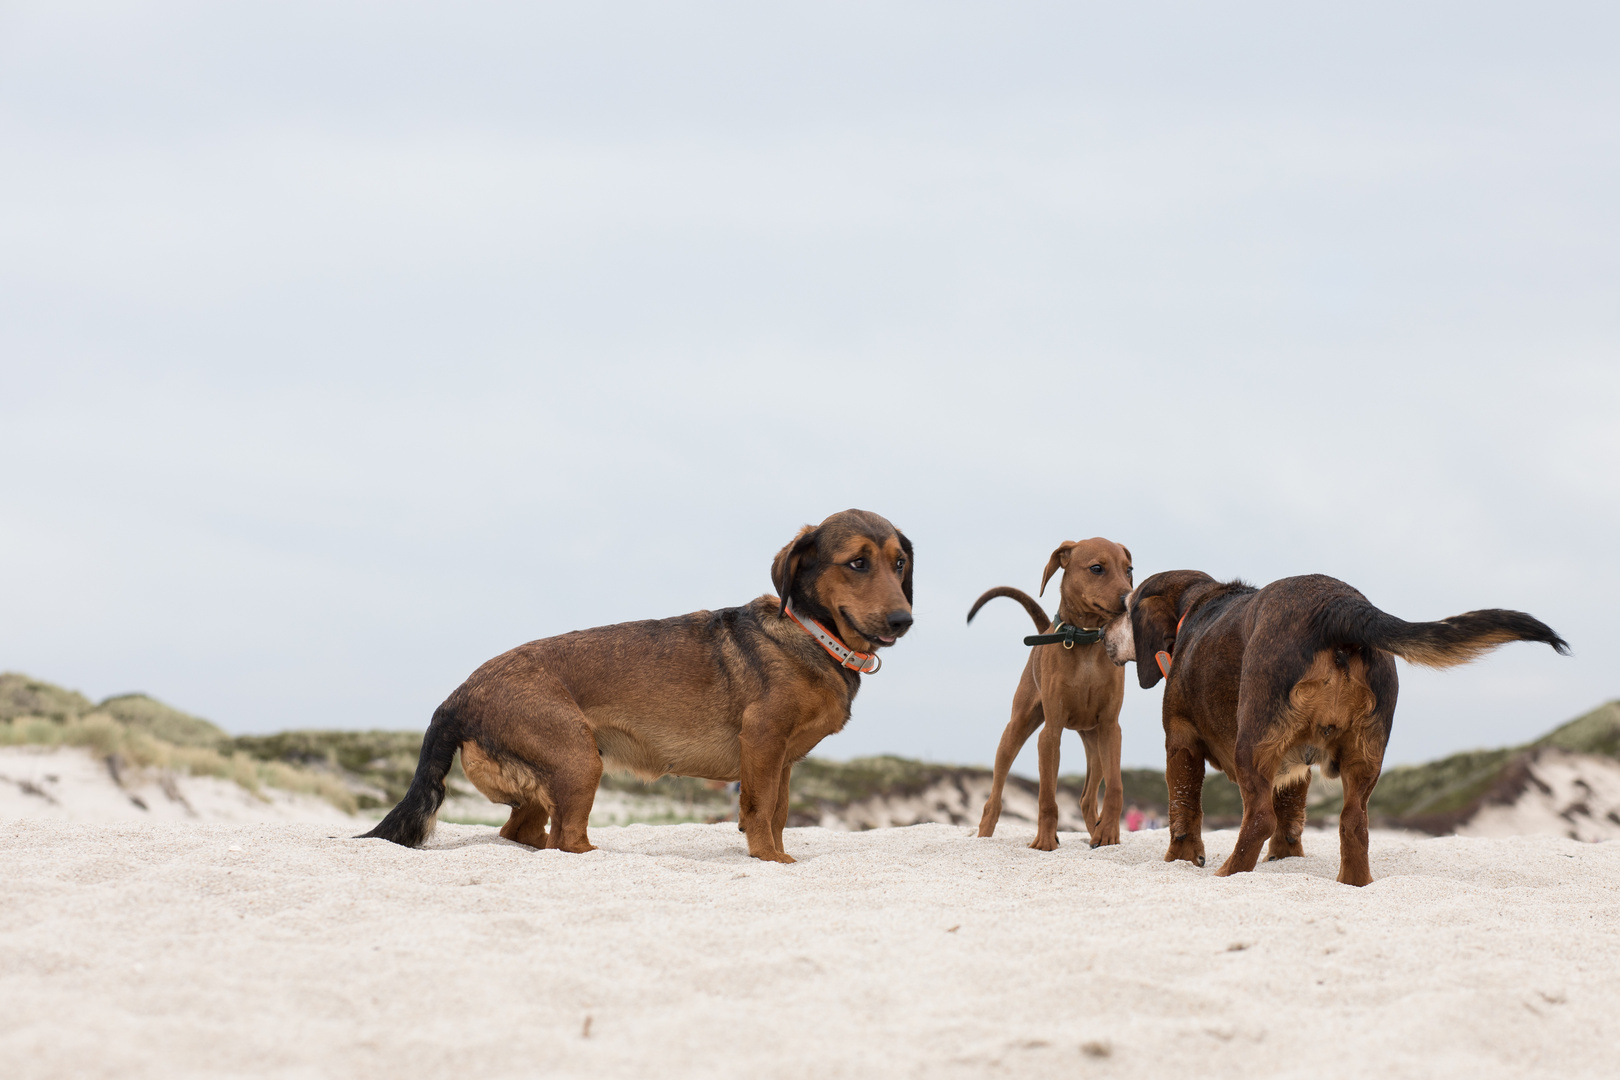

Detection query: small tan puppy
xmin=969 ymin=538 xmax=1134 ymax=850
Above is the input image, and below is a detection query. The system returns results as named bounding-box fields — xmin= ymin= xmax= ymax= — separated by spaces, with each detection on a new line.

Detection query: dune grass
xmin=0 ymin=712 xmax=358 ymax=813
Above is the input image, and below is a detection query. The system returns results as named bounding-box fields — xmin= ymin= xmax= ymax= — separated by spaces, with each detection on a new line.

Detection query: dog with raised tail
xmin=968 ymin=538 xmax=1134 ymax=850
xmin=1102 ymin=570 xmax=1568 ymax=885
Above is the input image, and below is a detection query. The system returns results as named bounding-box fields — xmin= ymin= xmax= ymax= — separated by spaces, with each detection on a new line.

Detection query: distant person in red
xmin=1125 ymin=806 xmax=1144 ymax=832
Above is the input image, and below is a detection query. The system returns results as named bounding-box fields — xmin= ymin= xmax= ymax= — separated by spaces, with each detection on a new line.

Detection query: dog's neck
xmin=783 ymin=600 xmax=881 ymax=675
xmin=1173 ymin=578 xmax=1248 ymax=626
xmin=1053 ymin=601 xmax=1103 ymax=631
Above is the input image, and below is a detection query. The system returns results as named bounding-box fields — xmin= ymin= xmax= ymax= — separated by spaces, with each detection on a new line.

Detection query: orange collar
xmin=1154 ymin=609 xmax=1192 ymax=679
xmin=784 ymin=602 xmax=882 ymax=674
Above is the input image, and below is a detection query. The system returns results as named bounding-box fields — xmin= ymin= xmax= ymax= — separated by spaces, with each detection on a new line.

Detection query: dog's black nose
xmin=886 ymin=610 xmax=914 ymax=632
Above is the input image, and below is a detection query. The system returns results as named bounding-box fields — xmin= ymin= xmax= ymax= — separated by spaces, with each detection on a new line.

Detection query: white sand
xmin=3 ymin=820 xmax=1617 ymax=1079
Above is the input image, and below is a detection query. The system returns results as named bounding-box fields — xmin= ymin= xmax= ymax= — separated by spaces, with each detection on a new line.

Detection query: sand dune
xmin=2 ymin=819 xmax=1615 ymax=1079
xmin=1460 ymin=747 xmax=1620 ymax=842
xmin=0 ymin=746 xmax=358 ymax=824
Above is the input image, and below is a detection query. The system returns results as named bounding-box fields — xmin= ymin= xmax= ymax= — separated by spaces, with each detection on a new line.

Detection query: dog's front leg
xmin=1163 ymin=744 xmax=1206 ymax=866
xmin=1031 ymin=717 xmax=1064 ymax=851
xmin=770 ymin=761 xmax=795 ymax=854
xmin=1090 ymin=721 xmax=1124 ymax=848
xmin=738 ymin=715 xmax=794 ymax=863
xmin=1077 ymin=728 xmax=1103 ymax=835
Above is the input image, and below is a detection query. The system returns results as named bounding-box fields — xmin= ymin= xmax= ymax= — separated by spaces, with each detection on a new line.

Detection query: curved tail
xmin=359 ymin=703 xmax=463 ymax=847
xmin=967 ymin=586 xmax=1049 ymax=632
xmin=1314 ymin=598 xmax=1569 ymax=668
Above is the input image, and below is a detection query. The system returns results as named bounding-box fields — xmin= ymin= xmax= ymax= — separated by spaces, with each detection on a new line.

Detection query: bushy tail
xmin=967 ymin=586 xmax=1050 ymax=632
xmin=359 ymin=704 xmax=462 ymax=847
xmin=1314 ymin=598 xmax=1569 ymax=668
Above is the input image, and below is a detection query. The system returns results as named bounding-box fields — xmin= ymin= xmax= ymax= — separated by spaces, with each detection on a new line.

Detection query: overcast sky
xmin=3 ymin=2 xmax=1616 ymax=776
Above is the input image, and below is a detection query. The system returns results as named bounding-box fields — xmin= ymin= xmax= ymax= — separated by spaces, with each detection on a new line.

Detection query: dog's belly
xmin=589 ymin=709 xmax=743 ymax=783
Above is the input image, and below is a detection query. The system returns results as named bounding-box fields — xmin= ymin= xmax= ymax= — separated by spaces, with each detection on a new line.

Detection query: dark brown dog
xmin=1103 ymin=571 xmax=1568 ymax=885
xmin=363 ymin=509 xmax=913 ymax=862
xmin=968 ymin=538 xmax=1134 ymax=850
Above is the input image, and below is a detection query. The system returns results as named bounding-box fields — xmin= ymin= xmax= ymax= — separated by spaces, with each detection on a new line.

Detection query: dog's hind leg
xmin=1335 ymin=762 xmax=1377 ymax=886
xmin=1266 ymin=772 xmax=1309 ymax=861
xmin=977 ymin=668 xmax=1042 ymax=838
xmin=462 ymin=665 xmax=602 ymax=854
xmin=499 ymin=801 xmax=551 ymax=848
xmin=1216 ymin=727 xmax=1281 ymax=877
xmin=461 ymin=740 xmax=554 ymax=848
xmin=542 ymin=747 xmax=602 ymax=854
xmin=1215 ymin=766 xmax=1276 ymax=877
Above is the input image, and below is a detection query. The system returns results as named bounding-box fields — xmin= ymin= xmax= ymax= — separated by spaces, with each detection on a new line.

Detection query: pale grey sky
xmin=3 ymin=2 xmax=1615 ymax=775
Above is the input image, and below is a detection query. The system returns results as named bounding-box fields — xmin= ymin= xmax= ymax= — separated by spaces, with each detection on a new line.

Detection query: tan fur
xmin=973 ymin=538 xmax=1134 ymax=850
xmin=1395 ymin=628 xmax=1527 ymax=668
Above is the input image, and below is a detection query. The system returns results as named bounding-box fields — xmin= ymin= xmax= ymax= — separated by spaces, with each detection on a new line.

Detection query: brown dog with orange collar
xmin=363 ymin=509 xmax=913 ymax=862
xmin=969 ymin=538 xmax=1134 ymax=850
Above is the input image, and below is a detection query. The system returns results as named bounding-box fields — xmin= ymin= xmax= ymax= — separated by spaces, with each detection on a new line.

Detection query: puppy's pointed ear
xmin=771 ymin=525 xmax=818 ymax=615
xmin=1040 ymin=542 xmax=1076 ymax=597
xmin=896 ymin=530 xmax=914 ymax=606
xmin=1132 ymin=596 xmax=1178 ymax=690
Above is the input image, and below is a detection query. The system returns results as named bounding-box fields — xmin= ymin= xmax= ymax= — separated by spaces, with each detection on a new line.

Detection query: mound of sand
xmin=2 ymin=820 xmax=1615 ymax=1079
xmin=0 ymin=746 xmax=359 ymax=824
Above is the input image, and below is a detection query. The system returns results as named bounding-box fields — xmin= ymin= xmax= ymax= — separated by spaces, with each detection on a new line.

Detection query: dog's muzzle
xmin=1103 ymin=613 xmax=1134 ymax=666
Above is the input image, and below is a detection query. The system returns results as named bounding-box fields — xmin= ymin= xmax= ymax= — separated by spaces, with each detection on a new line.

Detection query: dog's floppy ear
xmin=1132 ymin=595 xmax=1178 ymax=690
xmin=1040 ymin=542 xmax=1076 ymax=597
xmin=771 ymin=525 xmax=818 ymax=615
xmin=896 ymin=529 xmax=914 ymax=606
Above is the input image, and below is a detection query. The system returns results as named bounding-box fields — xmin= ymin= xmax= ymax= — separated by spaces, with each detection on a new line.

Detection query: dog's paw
xmin=1266 ymin=837 xmax=1305 ymax=861
xmin=752 ymin=850 xmax=796 ymax=864
xmin=1164 ymin=835 xmax=1206 ymax=866
xmin=1028 ymin=835 xmax=1060 ymax=852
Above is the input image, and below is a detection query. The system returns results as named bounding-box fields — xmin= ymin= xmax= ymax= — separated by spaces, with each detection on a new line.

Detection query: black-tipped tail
xmin=359 ymin=704 xmax=462 ymax=847
xmin=1315 ymin=599 xmax=1569 ymax=669
xmin=967 ymin=586 xmax=1050 ymax=633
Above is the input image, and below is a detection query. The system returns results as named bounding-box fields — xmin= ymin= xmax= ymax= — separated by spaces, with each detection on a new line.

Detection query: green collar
xmin=1023 ymin=620 xmax=1103 ymax=649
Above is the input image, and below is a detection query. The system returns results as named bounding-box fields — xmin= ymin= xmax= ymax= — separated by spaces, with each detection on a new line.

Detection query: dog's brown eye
xmin=848 ymin=558 xmax=868 ymax=571
xmin=1089 ymin=564 xmax=1105 ymax=575
xmin=895 ymin=558 xmax=906 ymax=573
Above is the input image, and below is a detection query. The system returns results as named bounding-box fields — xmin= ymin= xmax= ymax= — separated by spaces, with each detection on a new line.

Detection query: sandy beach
xmin=3 ymin=819 xmax=1616 ymax=1079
